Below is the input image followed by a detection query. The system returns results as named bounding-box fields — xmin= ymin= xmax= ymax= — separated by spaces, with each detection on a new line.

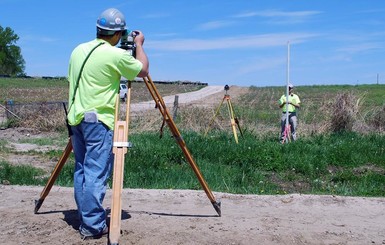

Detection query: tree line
xmin=0 ymin=25 xmax=25 ymax=76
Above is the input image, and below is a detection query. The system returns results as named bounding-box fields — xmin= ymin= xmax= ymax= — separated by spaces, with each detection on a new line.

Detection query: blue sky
xmin=1 ymin=0 xmax=385 ymax=87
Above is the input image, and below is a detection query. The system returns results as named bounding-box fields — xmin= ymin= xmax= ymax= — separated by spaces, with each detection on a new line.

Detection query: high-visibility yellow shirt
xmin=279 ymin=93 xmax=301 ymax=112
xmin=67 ymin=39 xmax=142 ymax=129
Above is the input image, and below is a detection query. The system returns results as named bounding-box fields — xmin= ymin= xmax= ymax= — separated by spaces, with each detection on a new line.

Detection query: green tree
xmin=0 ymin=25 xmax=25 ymax=76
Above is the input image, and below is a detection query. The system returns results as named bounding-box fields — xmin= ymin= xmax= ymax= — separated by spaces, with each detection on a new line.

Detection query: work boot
xmin=80 ymin=226 xmax=109 ymax=240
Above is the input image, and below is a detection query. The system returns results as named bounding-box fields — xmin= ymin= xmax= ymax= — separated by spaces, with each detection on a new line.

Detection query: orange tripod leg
xmin=143 ymin=75 xmax=221 ymax=216
xmin=34 ymin=138 xmax=72 ymax=214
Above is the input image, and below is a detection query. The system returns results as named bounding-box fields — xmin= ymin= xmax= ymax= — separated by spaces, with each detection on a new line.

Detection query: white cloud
xmin=252 ymin=10 xmax=322 ymax=18
xmin=232 ymin=11 xmax=259 ymax=18
xmin=147 ymin=32 xmax=319 ymax=51
xmin=196 ymin=20 xmax=236 ymax=31
xmin=141 ymin=12 xmax=170 ymax=19
xmin=232 ymin=9 xmax=322 ymax=24
xmin=319 ymin=54 xmax=352 ymax=63
xmin=337 ymin=43 xmax=382 ymax=54
xmin=151 ymin=32 xmax=178 ymax=38
xmin=237 ymin=57 xmax=284 ymax=75
xmin=21 ymin=34 xmax=57 ymax=43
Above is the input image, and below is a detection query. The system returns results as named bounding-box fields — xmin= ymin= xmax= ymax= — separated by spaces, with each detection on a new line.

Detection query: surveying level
xmin=34 ymin=75 xmax=221 ymax=245
xmin=205 ymin=85 xmax=243 ymax=143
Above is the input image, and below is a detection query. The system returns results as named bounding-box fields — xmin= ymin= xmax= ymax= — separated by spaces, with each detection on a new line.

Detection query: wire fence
xmin=1 ymin=99 xmax=254 ymax=134
xmin=2 ymin=101 xmax=66 ymax=122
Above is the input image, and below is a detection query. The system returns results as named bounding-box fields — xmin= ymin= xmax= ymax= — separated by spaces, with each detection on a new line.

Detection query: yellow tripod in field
xmin=205 ymin=85 xmax=243 ymax=143
xmin=34 ymin=75 xmax=221 ymax=245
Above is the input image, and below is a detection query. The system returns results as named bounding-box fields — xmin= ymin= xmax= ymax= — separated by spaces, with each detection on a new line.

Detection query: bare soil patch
xmin=1 ymin=185 xmax=384 ymax=245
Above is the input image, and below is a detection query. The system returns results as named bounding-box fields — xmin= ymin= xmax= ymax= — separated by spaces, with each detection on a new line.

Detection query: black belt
xmin=283 ymin=112 xmax=295 ymax=113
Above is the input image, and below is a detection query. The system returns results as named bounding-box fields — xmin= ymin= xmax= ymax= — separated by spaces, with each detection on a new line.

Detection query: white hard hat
xmin=96 ymin=8 xmax=126 ymax=35
xmin=288 ymin=83 xmax=294 ymax=89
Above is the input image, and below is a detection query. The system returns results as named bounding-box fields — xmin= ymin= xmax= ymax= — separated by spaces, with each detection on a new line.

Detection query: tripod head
xmin=224 ymin=84 xmax=230 ymax=95
xmin=119 ymin=30 xmax=139 ymax=57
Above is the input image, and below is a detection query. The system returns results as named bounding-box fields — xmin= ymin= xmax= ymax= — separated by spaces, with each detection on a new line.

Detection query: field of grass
xmin=1 ymin=78 xmax=384 ymax=197
xmin=0 ymin=77 xmax=204 ymax=103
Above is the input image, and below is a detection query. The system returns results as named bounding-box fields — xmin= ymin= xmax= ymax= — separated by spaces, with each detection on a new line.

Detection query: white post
xmin=285 ymin=41 xmax=290 ymax=143
xmin=377 ymin=73 xmax=379 ymax=85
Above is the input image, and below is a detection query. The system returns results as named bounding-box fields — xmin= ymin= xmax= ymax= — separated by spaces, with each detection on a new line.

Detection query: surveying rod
xmin=285 ymin=41 xmax=290 ymax=143
xmin=143 ymin=75 xmax=221 ymax=216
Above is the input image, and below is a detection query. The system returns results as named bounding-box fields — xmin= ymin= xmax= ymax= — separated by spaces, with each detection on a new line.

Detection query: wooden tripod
xmin=34 ymin=75 xmax=221 ymax=245
xmin=108 ymin=80 xmax=132 ymax=245
xmin=205 ymin=88 xmax=243 ymax=143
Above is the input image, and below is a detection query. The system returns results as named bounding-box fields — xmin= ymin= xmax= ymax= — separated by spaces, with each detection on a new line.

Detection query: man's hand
xmin=132 ymin=30 xmax=149 ymax=78
xmin=133 ymin=30 xmax=145 ymax=46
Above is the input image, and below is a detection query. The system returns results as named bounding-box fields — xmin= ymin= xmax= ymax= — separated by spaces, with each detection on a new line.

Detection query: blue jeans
xmin=71 ymin=121 xmax=114 ymax=235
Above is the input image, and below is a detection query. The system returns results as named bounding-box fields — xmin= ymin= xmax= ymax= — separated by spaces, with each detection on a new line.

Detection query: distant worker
xmin=278 ymin=83 xmax=300 ymax=142
xmin=67 ymin=8 xmax=149 ymax=239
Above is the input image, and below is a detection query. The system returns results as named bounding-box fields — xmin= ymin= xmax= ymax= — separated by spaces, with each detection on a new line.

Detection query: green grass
xmin=18 ymin=134 xmax=68 ymax=148
xmin=2 ymin=131 xmax=383 ymax=197
xmin=0 ymin=161 xmax=46 ymax=185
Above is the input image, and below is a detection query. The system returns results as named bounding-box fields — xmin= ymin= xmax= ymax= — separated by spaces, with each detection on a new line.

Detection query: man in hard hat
xmin=278 ymin=83 xmax=301 ymax=141
xmin=67 ymin=8 xmax=149 ymax=239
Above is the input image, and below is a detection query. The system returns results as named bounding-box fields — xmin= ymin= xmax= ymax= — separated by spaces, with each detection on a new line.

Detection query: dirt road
xmin=130 ymin=85 xmax=224 ymax=112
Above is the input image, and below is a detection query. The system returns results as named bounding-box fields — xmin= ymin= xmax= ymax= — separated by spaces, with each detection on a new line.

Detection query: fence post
xmin=173 ymin=95 xmax=179 ymax=121
xmin=1 ymin=100 xmax=21 ymax=120
xmin=5 ymin=100 xmax=14 ymax=119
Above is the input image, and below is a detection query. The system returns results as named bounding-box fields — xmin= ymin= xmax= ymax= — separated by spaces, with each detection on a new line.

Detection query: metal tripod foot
xmin=212 ymin=200 xmax=221 ymax=217
xmin=34 ymin=199 xmax=43 ymax=214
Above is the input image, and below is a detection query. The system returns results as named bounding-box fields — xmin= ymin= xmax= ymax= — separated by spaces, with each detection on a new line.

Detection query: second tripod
xmin=205 ymin=85 xmax=243 ymax=143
